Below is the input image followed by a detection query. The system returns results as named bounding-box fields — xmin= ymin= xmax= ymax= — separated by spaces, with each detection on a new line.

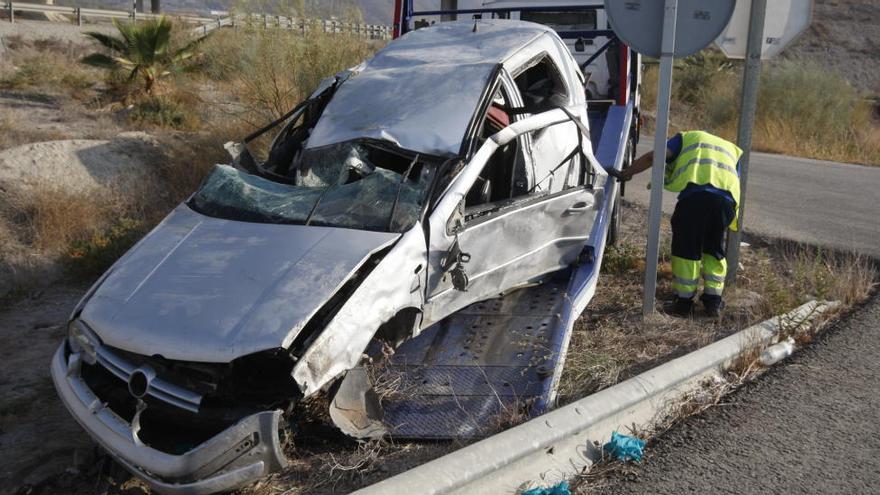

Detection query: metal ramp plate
xmin=370 ymin=279 xmax=569 ymax=439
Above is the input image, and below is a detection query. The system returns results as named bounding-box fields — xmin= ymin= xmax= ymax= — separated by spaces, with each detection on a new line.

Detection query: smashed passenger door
xmin=423 ymin=108 xmax=601 ymax=324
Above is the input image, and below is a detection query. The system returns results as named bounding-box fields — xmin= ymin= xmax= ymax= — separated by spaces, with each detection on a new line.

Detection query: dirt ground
xmin=0 ymin=284 xmax=94 ymax=493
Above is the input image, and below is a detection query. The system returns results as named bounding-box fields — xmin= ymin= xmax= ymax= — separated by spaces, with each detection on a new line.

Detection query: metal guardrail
xmin=192 ymin=13 xmax=392 ymax=39
xmin=1 ymin=2 xmax=392 ymax=39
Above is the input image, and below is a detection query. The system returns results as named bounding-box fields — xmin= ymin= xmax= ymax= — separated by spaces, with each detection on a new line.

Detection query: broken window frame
xmin=435 ymin=106 xmax=606 ymax=232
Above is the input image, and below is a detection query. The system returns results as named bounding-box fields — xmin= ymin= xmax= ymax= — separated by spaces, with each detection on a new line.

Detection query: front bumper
xmin=50 ymin=340 xmax=288 ymax=495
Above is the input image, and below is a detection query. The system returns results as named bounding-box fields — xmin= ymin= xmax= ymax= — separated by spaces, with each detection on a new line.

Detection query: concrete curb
xmin=354 ymin=300 xmax=836 ymax=495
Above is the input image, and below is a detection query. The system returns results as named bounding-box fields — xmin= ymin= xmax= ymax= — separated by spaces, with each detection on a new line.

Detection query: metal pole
xmin=642 ymin=0 xmax=678 ymax=318
xmin=441 ymin=0 xmax=457 ymax=22
xmin=726 ymin=0 xmax=767 ymax=287
xmin=8 ymin=1 xmax=14 ymax=23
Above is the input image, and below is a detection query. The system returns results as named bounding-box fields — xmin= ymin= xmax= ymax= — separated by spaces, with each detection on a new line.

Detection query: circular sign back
xmin=605 ymin=0 xmax=736 ymax=58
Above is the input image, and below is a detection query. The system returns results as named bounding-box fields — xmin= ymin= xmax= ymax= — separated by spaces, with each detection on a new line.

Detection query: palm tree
xmin=82 ymin=17 xmax=202 ymax=95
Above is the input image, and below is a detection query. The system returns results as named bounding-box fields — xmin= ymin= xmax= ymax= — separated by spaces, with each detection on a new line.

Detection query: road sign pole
xmin=726 ymin=0 xmax=767 ymax=287
xmin=642 ymin=0 xmax=678 ymax=318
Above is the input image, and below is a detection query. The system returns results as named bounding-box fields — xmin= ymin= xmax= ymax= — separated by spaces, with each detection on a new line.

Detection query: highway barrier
xmin=1 ymin=2 xmax=392 ymax=39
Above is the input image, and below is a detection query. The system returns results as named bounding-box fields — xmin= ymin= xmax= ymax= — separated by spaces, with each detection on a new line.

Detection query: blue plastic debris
xmin=522 ymin=481 xmax=571 ymax=495
xmin=603 ymin=431 xmax=646 ymax=462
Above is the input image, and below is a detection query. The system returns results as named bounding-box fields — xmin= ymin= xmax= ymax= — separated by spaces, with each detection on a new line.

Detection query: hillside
xmin=21 ymin=0 xmax=880 ymax=95
xmin=783 ymin=0 xmax=880 ymax=95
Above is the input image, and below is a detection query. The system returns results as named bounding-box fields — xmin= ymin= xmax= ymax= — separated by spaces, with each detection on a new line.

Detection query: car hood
xmin=79 ymin=205 xmax=399 ymax=363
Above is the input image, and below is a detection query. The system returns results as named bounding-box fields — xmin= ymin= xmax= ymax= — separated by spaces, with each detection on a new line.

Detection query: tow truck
xmin=331 ymin=0 xmax=643 ymax=439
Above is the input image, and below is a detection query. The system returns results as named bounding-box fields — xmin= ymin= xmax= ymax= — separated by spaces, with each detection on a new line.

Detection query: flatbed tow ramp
xmin=331 ymin=109 xmax=635 ymax=439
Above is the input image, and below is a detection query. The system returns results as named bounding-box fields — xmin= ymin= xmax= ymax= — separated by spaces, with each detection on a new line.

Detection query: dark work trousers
xmin=670 ymin=191 xmax=736 ymax=300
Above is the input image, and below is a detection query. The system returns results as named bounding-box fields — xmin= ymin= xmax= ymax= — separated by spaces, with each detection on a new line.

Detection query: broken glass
xmin=190 ymin=142 xmax=433 ymax=233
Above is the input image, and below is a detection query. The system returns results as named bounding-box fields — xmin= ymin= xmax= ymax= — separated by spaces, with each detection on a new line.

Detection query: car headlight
xmin=68 ymin=320 xmax=98 ymax=365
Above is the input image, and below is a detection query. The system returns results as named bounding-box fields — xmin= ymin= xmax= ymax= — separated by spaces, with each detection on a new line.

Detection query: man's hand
xmin=608 ymin=167 xmax=632 ymax=182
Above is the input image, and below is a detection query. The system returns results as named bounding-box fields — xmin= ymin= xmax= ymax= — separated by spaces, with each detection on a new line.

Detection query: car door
xmin=422 ymin=72 xmax=601 ymax=325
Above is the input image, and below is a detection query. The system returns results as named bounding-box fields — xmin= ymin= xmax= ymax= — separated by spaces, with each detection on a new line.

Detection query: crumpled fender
xmin=292 ymin=222 xmax=427 ymax=396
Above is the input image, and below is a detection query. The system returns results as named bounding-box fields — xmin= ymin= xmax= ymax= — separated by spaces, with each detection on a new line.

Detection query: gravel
xmin=592 ymin=296 xmax=880 ymax=494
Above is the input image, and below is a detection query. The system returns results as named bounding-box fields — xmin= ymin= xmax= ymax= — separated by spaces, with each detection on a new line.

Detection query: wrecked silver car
xmin=51 ymin=19 xmax=618 ymax=493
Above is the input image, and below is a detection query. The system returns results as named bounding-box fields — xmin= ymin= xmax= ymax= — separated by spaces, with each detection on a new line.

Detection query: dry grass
xmin=198 ymin=27 xmax=379 ymax=126
xmin=234 ymin=438 xmax=458 ymax=495
xmin=0 ymin=36 xmax=100 ymax=100
xmin=642 ymin=54 xmax=880 ymax=165
xmin=557 ymin=203 xmax=878 ymax=405
xmin=0 ymin=109 xmax=72 ymax=151
xmin=0 ymin=180 xmax=156 ymax=280
xmin=1 ymin=186 xmax=123 ymax=254
xmin=753 ymin=242 xmax=877 ymax=317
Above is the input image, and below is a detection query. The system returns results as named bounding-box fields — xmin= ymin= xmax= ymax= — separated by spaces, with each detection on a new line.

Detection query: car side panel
xmin=424 ymin=187 xmax=599 ymax=322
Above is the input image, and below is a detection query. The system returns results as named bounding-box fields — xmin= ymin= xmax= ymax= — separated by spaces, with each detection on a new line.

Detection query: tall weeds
xmin=199 ymin=28 xmax=377 ymax=125
xmin=643 ymin=54 xmax=880 ymax=165
xmin=757 ymin=244 xmax=877 ymax=317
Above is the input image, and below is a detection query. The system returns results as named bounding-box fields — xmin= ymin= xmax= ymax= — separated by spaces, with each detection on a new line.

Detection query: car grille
xmin=95 ymin=345 xmax=203 ymax=413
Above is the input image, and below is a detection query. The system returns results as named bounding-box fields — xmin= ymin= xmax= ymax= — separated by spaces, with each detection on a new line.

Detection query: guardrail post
xmin=7 ymin=1 xmax=13 ymax=23
xmin=75 ymin=7 xmax=82 ymax=25
xmin=262 ymin=13 xmax=268 ymax=29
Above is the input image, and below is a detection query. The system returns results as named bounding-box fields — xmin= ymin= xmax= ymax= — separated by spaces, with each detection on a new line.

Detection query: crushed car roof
xmin=306 ymin=20 xmax=556 ymax=156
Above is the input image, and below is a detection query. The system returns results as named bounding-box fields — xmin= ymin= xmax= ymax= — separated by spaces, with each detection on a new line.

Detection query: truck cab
xmin=482 ymin=0 xmax=615 ymax=99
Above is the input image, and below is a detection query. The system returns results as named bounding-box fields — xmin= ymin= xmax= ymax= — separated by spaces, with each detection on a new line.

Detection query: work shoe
xmin=701 ymin=294 xmax=725 ymax=318
xmin=670 ymin=297 xmax=695 ymax=317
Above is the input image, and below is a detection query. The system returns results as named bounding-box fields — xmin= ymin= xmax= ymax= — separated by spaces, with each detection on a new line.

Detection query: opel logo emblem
xmin=128 ymin=367 xmax=154 ymax=399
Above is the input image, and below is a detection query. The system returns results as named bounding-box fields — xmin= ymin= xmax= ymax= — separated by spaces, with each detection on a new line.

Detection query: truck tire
xmin=608 ymin=137 xmax=633 ymax=246
xmin=608 ymin=185 xmax=622 ymax=246
xmin=620 ymin=138 xmax=634 ymax=198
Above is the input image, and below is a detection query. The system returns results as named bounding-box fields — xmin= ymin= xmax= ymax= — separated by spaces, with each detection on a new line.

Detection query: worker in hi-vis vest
xmin=617 ymin=131 xmax=742 ymax=317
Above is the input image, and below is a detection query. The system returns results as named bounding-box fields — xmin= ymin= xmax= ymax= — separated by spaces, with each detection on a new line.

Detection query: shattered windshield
xmin=189 ymin=142 xmax=435 ymax=233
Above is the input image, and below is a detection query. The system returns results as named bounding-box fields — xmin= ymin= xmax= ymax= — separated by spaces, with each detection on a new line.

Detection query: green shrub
xmin=602 ymin=242 xmax=640 ymax=274
xmin=130 ymin=95 xmax=200 ymax=130
xmin=0 ymin=53 xmax=97 ymax=96
xmin=673 ymin=51 xmax=736 ymax=107
xmin=82 ymin=17 xmax=205 ymax=96
xmin=1 ymin=55 xmax=60 ymax=89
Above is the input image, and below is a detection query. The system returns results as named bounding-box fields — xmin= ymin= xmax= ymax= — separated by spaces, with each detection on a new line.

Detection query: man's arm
xmin=618 ymin=147 xmax=675 ymax=181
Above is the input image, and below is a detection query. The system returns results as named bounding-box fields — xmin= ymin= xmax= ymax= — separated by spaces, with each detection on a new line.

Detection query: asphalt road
xmin=627 ymin=142 xmax=880 ymax=257
xmin=599 ymin=295 xmax=880 ymax=494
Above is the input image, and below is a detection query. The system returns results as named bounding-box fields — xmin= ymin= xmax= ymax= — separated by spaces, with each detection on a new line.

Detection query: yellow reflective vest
xmin=664 ymin=131 xmax=743 ymax=231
